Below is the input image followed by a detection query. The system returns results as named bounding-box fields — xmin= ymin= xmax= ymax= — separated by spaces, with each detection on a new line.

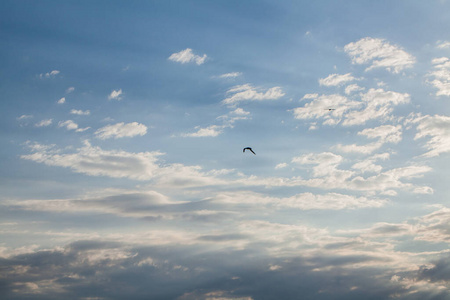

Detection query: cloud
xmin=58 ymin=120 xmax=90 ymax=132
xmin=94 ymin=122 xmax=147 ymax=139
xmin=335 ymin=125 xmax=402 ymax=154
xmin=182 ymin=125 xmax=225 ymax=137
xmin=17 ymin=114 xmax=33 ymax=120
xmin=412 ymin=114 xmax=450 ymax=157
xmin=21 ymin=140 xmax=162 ymax=180
xmin=39 ymin=70 xmax=60 ymax=79
xmin=108 ymin=89 xmax=123 ymax=100
xmin=70 ymin=109 xmax=90 ymax=115
xmin=222 ymin=84 xmax=285 ymax=105
xmin=351 ymin=153 xmax=390 ymax=173
xmin=344 ymin=37 xmax=416 ymax=73
xmin=319 ymin=73 xmax=356 ymax=87
xmin=57 ymin=97 xmax=66 ymax=104
xmin=35 ymin=119 xmax=52 ymax=127
xmin=219 ymin=72 xmax=242 ymax=78
xmin=168 ymin=48 xmax=207 ymax=65
xmin=182 ymin=108 xmax=250 ymax=138
xmin=342 ymin=88 xmax=410 ymax=126
xmin=437 ymin=40 xmax=450 ymax=49
xmin=345 ymin=84 xmax=365 ymax=95
xmin=66 ymin=87 xmax=75 ymax=93
xmin=427 ymin=57 xmax=450 ymax=96
xmin=291 ymin=94 xmax=361 ymax=126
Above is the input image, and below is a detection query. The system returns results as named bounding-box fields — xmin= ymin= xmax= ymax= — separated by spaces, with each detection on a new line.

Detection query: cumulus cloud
xmin=319 ymin=73 xmax=356 ymax=87
xmin=222 ymin=84 xmax=285 ymax=105
xmin=58 ymin=120 xmax=90 ymax=132
xmin=35 ymin=119 xmax=52 ymax=127
xmin=182 ymin=125 xmax=225 ymax=137
xmin=70 ymin=109 xmax=90 ymax=115
xmin=344 ymin=37 xmax=416 ymax=73
xmin=57 ymin=97 xmax=66 ymax=104
xmin=108 ymin=89 xmax=123 ymax=100
xmin=427 ymin=57 xmax=450 ymax=96
xmin=437 ymin=40 xmax=450 ymax=49
xmin=168 ymin=48 xmax=207 ymax=65
xmin=39 ymin=70 xmax=60 ymax=79
xmin=95 ymin=122 xmax=147 ymax=139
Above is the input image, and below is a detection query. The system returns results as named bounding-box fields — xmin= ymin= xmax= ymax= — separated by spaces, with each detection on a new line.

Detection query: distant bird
xmin=325 ymin=108 xmax=336 ymax=111
xmin=243 ymin=147 xmax=256 ymax=155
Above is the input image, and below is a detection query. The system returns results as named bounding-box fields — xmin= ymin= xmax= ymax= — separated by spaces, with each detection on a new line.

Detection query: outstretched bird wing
xmin=249 ymin=148 xmax=256 ymax=155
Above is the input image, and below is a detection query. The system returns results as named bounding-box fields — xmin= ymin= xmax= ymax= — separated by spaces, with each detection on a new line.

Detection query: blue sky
xmin=1 ymin=1 xmax=450 ymax=299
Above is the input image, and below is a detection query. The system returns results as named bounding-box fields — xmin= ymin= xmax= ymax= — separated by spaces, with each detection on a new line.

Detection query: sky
xmin=1 ymin=1 xmax=450 ymax=299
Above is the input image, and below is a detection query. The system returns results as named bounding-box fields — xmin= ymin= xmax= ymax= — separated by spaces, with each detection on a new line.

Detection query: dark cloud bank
xmin=1 ymin=240 xmax=449 ymax=300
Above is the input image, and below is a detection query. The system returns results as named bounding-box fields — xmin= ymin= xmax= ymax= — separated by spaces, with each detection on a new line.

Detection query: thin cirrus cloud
xmin=344 ymin=37 xmax=416 ymax=73
xmin=95 ymin=122 xmax=147 ymax=139
xmin=168 ymin=48 xmax=207 ymax=65
xmin=412 ymin=114 xmax=450 ymax=157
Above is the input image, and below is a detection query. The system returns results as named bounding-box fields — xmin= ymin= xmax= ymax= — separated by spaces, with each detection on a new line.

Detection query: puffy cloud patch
xmin=35 ymin=119 xmax=52 ymax=127
xmin=70 ymin=109 xmax=90 ymax=115
xmin=58 ymin=120 xmax=90 ymax=132
xmin=39 ymin=70 xmax=60 ymax=79
xmin=95 ymin=122 xmax=147 ymax=139
xmin=168 ymin=48 xmax=207 ymax=65
xmin=344 ymin=37 xmax=415 ymax=73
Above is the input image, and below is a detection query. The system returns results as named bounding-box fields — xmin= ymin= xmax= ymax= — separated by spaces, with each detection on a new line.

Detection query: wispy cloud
xmin=35 ymin=119 xmax=52 ymax=127
xmin=427 ymin=57 xmax=450 ymax=96
xmin=108 ymin=89 xmax=123 ymax=100
xmin=344 ymin=37 xmax=416 ymax=73
xmin=168 ymin=48 xmax=207 ymax=65
xmin=412 ymin=114 xmax=450 ymax=157
xmin=57 ymin=97 xmax=66 ymax=104
xmin=66 ymin=87 xmax=75 ymax=94
xmin=222 ymin=84 xmax=285 ymax=105
xmin=95 ymin=122 xmax=147 ymax=139
xmin=219 ymin=72 xmax=242 ymax=79
xmin=58 ymin=120 xmax=90 ymax=132
xmin=39 ymin=70 xmax=60 ymax=79
xmin=319 ymin=73 xmax=356 ymax=87
xmin=70 ymin=109 xmax=90 ymax=115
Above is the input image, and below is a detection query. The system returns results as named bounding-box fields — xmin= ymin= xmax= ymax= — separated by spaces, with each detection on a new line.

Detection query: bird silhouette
xmin=325 ymin=108 xmax=335 ymax=111
xmin=243 ymin=147 xmax=256 ymax=155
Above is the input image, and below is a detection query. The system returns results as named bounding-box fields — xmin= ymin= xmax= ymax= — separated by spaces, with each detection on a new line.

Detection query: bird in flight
xmin=243 ymin=147 xmax=256 ymax=155
xmin=325 ymin=108 xmax=335 ymax=111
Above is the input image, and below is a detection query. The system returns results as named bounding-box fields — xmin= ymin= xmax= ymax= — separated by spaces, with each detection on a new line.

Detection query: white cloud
xmin=292 ymin=152 xmax=344 ymax=177
xmin=437 ymin=40 xmax=450 ymax=49
xmin=17 ymin=115 xmax=33 ymax=120
xmin=427 ymin=57 xmax=450 ymax=96
xmin=345 ymin=84 xmax=365 ymax=95
xmin=66 ymin=87 xmax=75 ymax=93
xmin=168 ymin=48 xmax=207 ymax=65
xmin=182 ymin=125 xmax=225 ymax=137
xmin=57 ymin=97 xmax=66 ymax=104
xmin=35 ymin=119 xmax=52 ymax=127
xmin=39 ymin=70 xmax=60 ymax=79
xmin=275 ymin=163 xmax=287 ymax=169
xmin=344 ymin=37 xmax=415 ymax=73
xmin=222 ymin=84 xmax=285 ymax=105
xmin=70 ymin=109 xmax=90 ymax=115
xmin=21 ymin=140 xmax=163 ymax=180
xmin=58 ymin=120 xmax=90 ymax=132
xmin=291 ymin=94 xmax=361 ymax=125
xmin=342 ymin=88 xmax=410 ymax=126
xmin=352 ymin=153 xmax=390 ymax=173
xmin=95 ymin=122 xmax=147 ymax=139
xmin=412 ymin=114 xmax=450 ymax=157
xmin=219 ymin=72 xmax=242 ymax=78
xmin=108 ymin=89 xmax=123 ymax=100
xmin=319 ymin=73 xmax=356 ymax=87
